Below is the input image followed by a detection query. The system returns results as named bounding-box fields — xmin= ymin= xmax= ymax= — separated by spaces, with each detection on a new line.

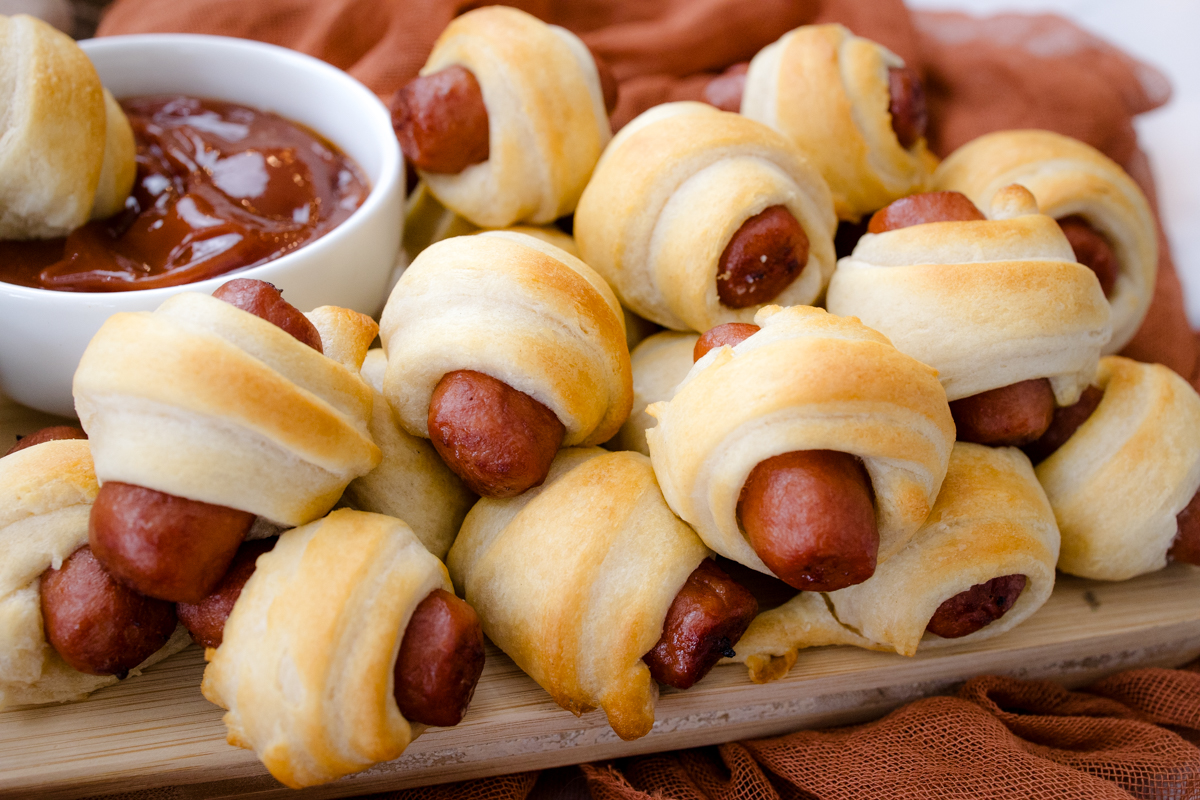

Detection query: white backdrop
xmin=907 ymin=0 xmax=1200 ymax=328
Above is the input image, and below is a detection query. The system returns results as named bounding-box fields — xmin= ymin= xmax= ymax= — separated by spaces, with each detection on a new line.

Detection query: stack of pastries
xmin=3 ymin=6 xmax=1197 ymax=790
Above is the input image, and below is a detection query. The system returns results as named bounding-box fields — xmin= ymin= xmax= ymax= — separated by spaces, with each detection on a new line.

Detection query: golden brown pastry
xmin=0 ymin=14 xmax=135 ymax=238
xmin=611 ymin=330 xmax=699 ymax=456
xmin=342 ymin=349 xmax=475 ymax=560
xmin=732 ymin=443 xmax=1059 ymax=683
xmin=0 ymin=438 xmax=190 ymax=709
xmin=647 ymin=305 xmax=955 ymax=583
xmin=933 ymin=130 xmax=1157 ymax=354
xmin=411 ymin=6 xmax=612 ymax=228
xmin=826 ymin=185 xmax=1111 ymax=407
xmin=202 ymin=509 xmax=456 ymax=788
xmin=741 ymin=24 xmax=932 ymax=222
xmin=575 ymin=102 xmax=837 ymax=332
xmin=379 ymin=231 xmax=632 ymax=496
xmin=446 ymin=448 xmax=711 ymax=741
xmin=73 ymin=292 xmax=381 ymax=527
xmin=1034 ymin=356 xmax=1200 ymax=580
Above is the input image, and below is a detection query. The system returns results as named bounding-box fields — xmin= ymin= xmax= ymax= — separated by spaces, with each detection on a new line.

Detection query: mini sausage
xmin=428 ymin=370 xmax=565 ymax=498
xmin=1058 ymin=215 xmax=1118 ymax=298
xmin=212 ymin=278 xmax=323 ymax=353
xmin=888 ymin=66 xmax=927 ymax=149
xmin=643 ymin=558 xmax=759 ymax=690
xmin=693 ymin=323 xmax=760 ymax=362
xmin=4 ymin=425 xmax=87 ymax=457
xmin=40 ymin=546 xmax=177 ymax=677
xmin=950 ymin=379 xmax=1056 ymax=447
xmin=702 ymin=62 xmax=749 ymax=112
xmin=89 ymin=482 xmax=254 ymax=604
xmin=176 ymin=538 xmax=276 ymax=649
xmin=1022 ymin=385 xmax=1104 ymax=465
xmin=1169 ymin=488 xmax=1200 ymax=567
xmin=393 ymin=588 xmax=486 ymax=727
xmin=716 ymin=205 xmax=810 ymax=309
xmin=925 ymin=574 xmax=1027 ymax=639
xmin=737 ymin=450 xmax=879 ymax=592
xmin=391 ymin=65 xmax=490 ymax=175
xmin=868 ymin=191 xmax=986 ymax=234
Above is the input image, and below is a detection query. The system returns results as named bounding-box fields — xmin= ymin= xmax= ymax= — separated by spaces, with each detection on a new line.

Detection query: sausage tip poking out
xmin=212 ymin=278 xmax=323 ymax=353
xmin=1169 ymin=488 xmax=1200 ymax=566
xmin=643 ymin=559 xmax=758 ymax=690
xmin=887 ymin=66 xmax=927 ymax=150
xmin=391 ymin=65 xmax=490 ymax=175
xmin=4 ymin=425 xmax=87 ymax=458
xmin=89 ymin=482 xmax=255 ymax=604
xmin=177 ymin=538 xmax=276 ymax=649
xmin=717 ymin=205 xmax=810 ymax=309
xmin=428 ymin=370 xmax=566 ymax=498
xmin=41 ymin=546 xmax=177 ymax=677
xmin=951 ymin=379 xmax=1056 ymax=447
xmin=1022 ymin=385 xmax=1104 ymax=465
xmin=867 ymin=191 xmax=985 ymax=234
xmin=693 ymin=323 xmax=760 ymax=362
xmin=393 ymin=589 xmax=486 ymax=727
xmin=926 ymin=574 xmax=1027 ymax=639
xmin=1058 ymin=216 xmax=1118 ymax=298
xmin=738 ymin=450 xmax=879 ymax=592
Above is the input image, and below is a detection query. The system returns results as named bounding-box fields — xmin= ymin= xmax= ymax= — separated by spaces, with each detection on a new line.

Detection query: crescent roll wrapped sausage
xmin=647 ymin=305 xmax=955 ymax=591
xmin=574 ymin=102 xmax=837 ymax=332
xmin=740 ymin=24 xmax=932 ymax=223
xmin=380 ymin=231 xmax=632 ymax=498
xmin=0 ymin=14 xmax=135 ymax=238
xmin=343 ymin=350 xmax=475 ymax=560
xmin=733 ymin=443 xmax=1060 ymax=683
xmin=1029 ymin=356 xmax=1200 ymax=580
xmin=74 ymin=291 xmax=380 ymax=527
xmin=202 ymin=509 xmax=480 ymax=789
xmin=448 ymin=448 xmax=756 ymax=741
xmin=611 ymin=331 xmax=700 ymax=456
xmin=826 ymin=185 xmax=1111 ymax=446
xmin=394 ymin=6 xmax=612 ymax=228
xmin=933 ymin=130 xmax=1156 ymax=354
xmin=0 ymin=437 xmax=189 ymax=709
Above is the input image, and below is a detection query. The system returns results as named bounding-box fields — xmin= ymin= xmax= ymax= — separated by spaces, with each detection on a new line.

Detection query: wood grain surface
xmin=2 ymin=396 xmax=1199 ymax=799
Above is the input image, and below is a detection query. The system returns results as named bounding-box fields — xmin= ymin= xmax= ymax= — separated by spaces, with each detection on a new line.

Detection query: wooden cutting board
xmin=3 ymin=397 xmax=1199 ymax=800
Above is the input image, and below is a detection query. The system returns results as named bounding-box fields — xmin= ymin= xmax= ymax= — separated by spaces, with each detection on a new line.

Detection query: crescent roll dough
xmin=447 ymin=448 xmax=709 ymax=741
xmin=574 ymin=101 xmax=837 ymax=332
xmin=732 ymin=443 xmax=1059 ymax=683
xmin=202 ymin=509 xmax=451 ymax=788
xmin=418 ymin=6 xmax=611 ymax=228
xmin=933 ymin=130 xmax=1156 ymax=354
xmin=612 ymin=331 xmax=699 ymax=457
xmin=826 ymin=185 xmax=1112 ymax=405
xmin=0 ymin=14 xmax=135 ymax=238
xmin=0 ymin=439 xmax=190 ymax=709
xmin=741 ymin=24 xmax=932 ymax=222
xmin=1037 ymin=356 xmax=1200 ymax=580
xmin=380 ymin=231 xmax=632 ymax=448
xmin=73 ymin=293 xmax=381 ymax=527
xmin=647 ymin=305 xmax=955 ymax=577
xmin=343 ymin=350 xmax=475 ymax=560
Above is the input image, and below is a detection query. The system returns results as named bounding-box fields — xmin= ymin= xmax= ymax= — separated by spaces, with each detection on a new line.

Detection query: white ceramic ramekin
xmin=0 ymin=34 xmax=404 ymax=416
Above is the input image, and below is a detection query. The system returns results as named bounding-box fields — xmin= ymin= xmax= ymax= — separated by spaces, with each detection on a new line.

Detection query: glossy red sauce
xmin=0 ymin=96 xmax=369 ymax=292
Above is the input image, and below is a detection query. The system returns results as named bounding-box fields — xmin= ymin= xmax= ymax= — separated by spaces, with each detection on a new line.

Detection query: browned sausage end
xmin=738 ymin=450 xmax=879 ymax=592
xmin=868 ymin=191 xmax=985 ymax=234
xmin=1058 ymin=216 xmax=1118 ymax=298
xmin=643 ymin=558 xmax=758 ymax=690
xmin=926 ymin=574 xmax=1027 ymax=639
xmin=1023 ymin=385 xmax=1104 ymax=465
xmin=887 ymin=66 xmax=927 ymax=149
xmin=4 ymin=426 xmax=87 ymax=458
xmin=428 ymin=370 xmax=565 ymax=498
xmin=212 ymin=278 xmax=323 ymax=353
xmin=717 ymin=205 xmax=810 ymax=309
xmin=391 ymin=65 xmax=490 ymax=175
xmin=393 ymin=588 xmax=486 ymax=727
xmin=693 ymin=323 xmax=760 ymax=362
xmin=176 ymin=538 xmax=276 ymax=649
xmin=951 ymin=379 xmax=1056 ymax=447
xmin=89 ymin=482 xmax=254 ymax=604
